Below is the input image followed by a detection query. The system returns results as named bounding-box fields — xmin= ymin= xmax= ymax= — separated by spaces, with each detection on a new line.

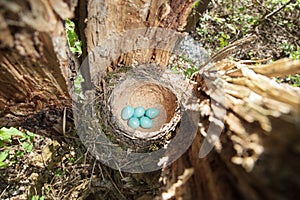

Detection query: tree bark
xmin=83 ymin=0 xmax=200 ymax=87
xmin=1 ymin=0 xmax=300 ymax=199
xmin=0 ymin=0 xmax=76 ymax=127
xmin=82 ymin=1 xmax=300 ymax=199
xmin=169 ymin=58 xmax=300 ymax=200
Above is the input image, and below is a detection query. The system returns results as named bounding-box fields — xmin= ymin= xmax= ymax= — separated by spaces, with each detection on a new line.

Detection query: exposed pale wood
xmin=251 ymin=58 xmax=300 ymax=77
xmin=83 ymin=1 xmax=300 ymax=199
xmin=1 ymin=0 xmax=299 ymax=199
xmin=84 ymin=0 xmax=196 ymax=86
xmin=168 ymin=59 xmax=300 ymax=200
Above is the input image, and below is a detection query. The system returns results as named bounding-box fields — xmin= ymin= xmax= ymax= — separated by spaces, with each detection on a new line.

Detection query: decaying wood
xmin=83 ymin=0 xmax=300 ymax=199
xmin=84 ymin=0 xmax=197 ymax=87
xmin=167 ymin=58 xmax=300 ymax=200
xmin=251 ymin=58 xmax=300 ymax=77
xmin=0 ymin=0 xmax=76 ymax=126
xmin=1 ymin=0 xmax=300 ymax=199
xmin=185 ymin=0 xmax=211 ymax=32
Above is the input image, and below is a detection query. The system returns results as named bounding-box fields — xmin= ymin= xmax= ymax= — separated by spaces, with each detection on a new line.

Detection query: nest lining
xmin=75 ymin=62 xmax=198 ymax=161
xmin=104 ymin=64 xmax=193 ymax=142
xmin=110 ymin=79 xmax=179 ymax=137
xmin=73 ymin=63 xmax=197 ymax=153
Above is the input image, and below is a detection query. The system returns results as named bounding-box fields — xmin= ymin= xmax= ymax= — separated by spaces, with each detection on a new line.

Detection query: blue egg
xmin=121 ymin=106 xmax=134 ymax=120
xmin=128 ymin=117 xmax=140 ymax=129
xmin=134 ymin=106 xmax=145 ymax=118
xmin=145 ymin=108 xmax=159 ymax=119
xmin=140 ymin=116 xmax=153 ymax=129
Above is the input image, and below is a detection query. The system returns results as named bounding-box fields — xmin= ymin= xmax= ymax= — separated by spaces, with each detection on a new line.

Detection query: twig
xmin=0 ymin=185 xmax=9 ymax=198
xmin=254 ymin=0 xmax=296 ymax=28
xmin=88 ymin=159 xmax=96 ymax=189
xmin=97 ymin=163 xmax=105 ymax=180
xmin=103 ymin=167 xmax=127 ymax=200
xmin=161 ymin=168 xmax=194 ymax=200
xmin=196 ymin=35 xmax=257 ymax=74
xmin=264 ymin=0 xmax=295 ymax=20
xmin=238 ymin=57 xmax=272 ymax=64
xmin=63 ymin=107 xmax=66 ymax=135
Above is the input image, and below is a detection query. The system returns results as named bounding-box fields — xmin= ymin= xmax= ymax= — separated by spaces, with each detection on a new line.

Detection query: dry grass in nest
xmin=78 ymin=63 xmax=194 ymax=153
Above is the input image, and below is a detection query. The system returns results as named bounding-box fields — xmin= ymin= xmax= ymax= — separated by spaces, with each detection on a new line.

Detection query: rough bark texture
xmin=0 ymin=0 xmax=76 ymax=126
xmin=185 ymin=0 xmax=211 ymax=32
xmin=168 ymin=58 xmax=300 ymax=200
xmin=154 ymin=58 xmax=299 ymax=200
xmin=1 ymin=0 xmax=299 ymax=199
xmin=83 ymin=0 xmax=300 ymax=199
xmin=83 ymin=0 xmax=199 ymax=87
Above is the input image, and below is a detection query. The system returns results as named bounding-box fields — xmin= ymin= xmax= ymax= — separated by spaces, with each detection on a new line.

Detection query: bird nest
xmin=93 ymin=63 xmax=194 ymax=149
xmin=110 ymin=81 xmax=178 ymax=138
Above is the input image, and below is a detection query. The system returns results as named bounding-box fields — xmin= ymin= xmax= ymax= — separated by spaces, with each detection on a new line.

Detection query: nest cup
xmin=109 ymin=64 xmax=185 ymax=140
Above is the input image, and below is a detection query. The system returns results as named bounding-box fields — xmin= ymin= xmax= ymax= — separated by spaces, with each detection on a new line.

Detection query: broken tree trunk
xmin=167 ymin=58 xmax=300 ymax=200
xmin=83 ymin=0 xmax=300 ymax=199
xmin=1 ymin=0 xmax=299 ymax=199
xmin=0 ymin=0 xmax=76 ymax=127
xmin=83 ymin=0 xmax=210 ymax=86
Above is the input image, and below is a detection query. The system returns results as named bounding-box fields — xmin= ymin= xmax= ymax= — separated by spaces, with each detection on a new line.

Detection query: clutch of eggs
xmin=121 ymin=106 xmax=160 ymax=129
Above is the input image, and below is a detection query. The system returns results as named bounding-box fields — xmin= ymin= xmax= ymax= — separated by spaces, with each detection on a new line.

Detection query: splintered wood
xmin=0 ymin=0 xmax=74 ymax=126
xmin=212 ymin=58 xmax=299 ymax=131
xmin=194 ymin=58 xmax=300 ymax=172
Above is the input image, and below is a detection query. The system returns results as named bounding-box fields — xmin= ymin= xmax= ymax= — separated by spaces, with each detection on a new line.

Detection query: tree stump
xmin=80 ymin=0 xmax=300 ymax=199
xmin=1 ymin=0 xmax=300 ymax=199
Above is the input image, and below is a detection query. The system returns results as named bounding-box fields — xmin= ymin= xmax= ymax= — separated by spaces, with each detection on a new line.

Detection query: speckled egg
xmin=128 ymin=117 xmax=140 ymax=129
xmin=140 ymin=116 xmax=153 ymax=129
xmin=121 ymin=105 xmax=134 ymax=120
xmin=134 ymin=106 xmax=145 ymax=118
xmin=145 ymin=108 xmax=159 ymax=119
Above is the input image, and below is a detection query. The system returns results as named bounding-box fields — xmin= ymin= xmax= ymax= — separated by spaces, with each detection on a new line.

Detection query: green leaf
xmin=290 ymin=50 xmax=300 ymax=60
xmin=15 ymin=150 xmax=24 ymax=158
xmin=65 ymin=19 xmax=75 ymax=30
xmin=45 ymin=186 xmax=52 ymax=195
xmin=192 ymin=0 xmax=200 ymax=9
xmin=0 ymin=151 xmax=8 ymax=168
xmin=31 ymin=196 xmax=40 ymax=200
xmin=22 ymin=142 xmax=33 ymax=153
xmin=183 ymin=66 xmax=198 ymax=78
xmin=65 ymin=19 xmax=82 ymax=57
xmin=55 ymin=168 xmax=62 ymax=177
xmin=26 ymin=131 xmax=36 ymax=139
xmin=171 ymin=65 xmax=179 ymax=73
xmin=0 ymin=151 xmax=8 ymax=162
xmin=0 ymin=161 xmax=8 ymax=168
xmin=0 ymin=127 xmax=25 ymax=142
